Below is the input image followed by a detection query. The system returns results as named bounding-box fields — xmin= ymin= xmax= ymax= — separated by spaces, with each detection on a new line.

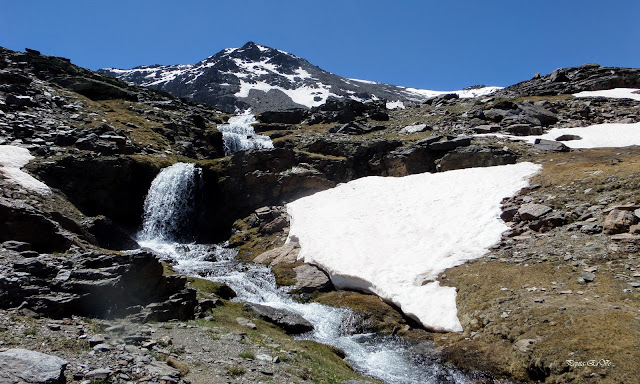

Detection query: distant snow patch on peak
xmin=349 ymin=78 xmax=379 ymax=85
xmin=235 ymin=80 xmax=338 ymax=108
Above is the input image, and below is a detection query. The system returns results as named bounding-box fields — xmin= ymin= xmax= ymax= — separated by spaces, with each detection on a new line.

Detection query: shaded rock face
xmin=34 ymin=156 xmax=161 ymax=229
xmin=495 ymin=64 xmax=640 ymax=98
xmin=0 ymin=196 xmax=72 ymax=252
xmin=0 ymin=247 xmax=197 ymax=320
xmin=0 ymin=348 xmax=68 ymax=384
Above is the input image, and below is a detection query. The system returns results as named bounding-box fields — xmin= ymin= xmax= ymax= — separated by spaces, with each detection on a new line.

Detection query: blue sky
xmin=1 ymin=0 xmax=638 ymax=90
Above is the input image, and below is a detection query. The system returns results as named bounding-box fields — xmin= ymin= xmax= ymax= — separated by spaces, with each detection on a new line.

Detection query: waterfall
xmin=138 ymin=162 xmax=201 ymax=243
xmin=136 ymin=162 xmax=479 ymax=384
xmin=218 ymin=113 xmax=274 ymax=155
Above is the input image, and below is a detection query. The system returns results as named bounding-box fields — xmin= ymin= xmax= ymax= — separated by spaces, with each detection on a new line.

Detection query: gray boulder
xmin=293 ymin=264 xmax=334 ymax=293
xmin=518 ymin=203 xmax=552 ymax=221
xmin=437 ymin=145 xmax=517 ymax=172
xmin=603 ymin=209 xmax=638 ymax=235
xmin=244 ymin=303 xmax=314 ymax=334
xmin=533 ymin=139 xmax=569 ymax=152
xmin=0 ymin=349 xmax=68 ymax=384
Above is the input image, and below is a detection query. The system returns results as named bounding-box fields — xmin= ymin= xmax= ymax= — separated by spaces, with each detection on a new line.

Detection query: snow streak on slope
xmin=0 ymin=145 xmax=51 ymax=194
xmin=478 ymin=122 xmax=640 ymax=149
xmin=287 ymin=163 xmax=540 ymax=332
xmin=573 ymin=88 xmax=640 ymax=102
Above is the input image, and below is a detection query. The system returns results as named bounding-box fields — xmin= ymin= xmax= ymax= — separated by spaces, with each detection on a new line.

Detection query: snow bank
xmin=479 ymin=122 xmax=640 ymax=149
xmin=386 ymin=100 xmax=405 ymax=110
xmin=287 ymin=162 xmax=540 ymax=332
xmin=573 ymin=88 xmax=640 ymax=102
xmin=0 ymin=145 xmax=51 ymax=194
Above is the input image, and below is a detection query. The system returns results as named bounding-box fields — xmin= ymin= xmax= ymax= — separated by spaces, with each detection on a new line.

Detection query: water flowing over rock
xmin=217 ymin=113 xmax=274 ymax=155
xmin=139 ymin=163 xmax=202 ymax=243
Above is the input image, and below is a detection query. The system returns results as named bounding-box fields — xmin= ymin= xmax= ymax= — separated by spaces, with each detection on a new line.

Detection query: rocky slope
xmin=2 ymin=45 xmax=640 ymax=383
xmin=99 ymin=41 xmax=499 ymax=113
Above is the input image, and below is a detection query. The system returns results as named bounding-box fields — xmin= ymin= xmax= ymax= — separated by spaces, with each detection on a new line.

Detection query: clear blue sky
xmin=1 ymin=0 xmax=638 ymax=91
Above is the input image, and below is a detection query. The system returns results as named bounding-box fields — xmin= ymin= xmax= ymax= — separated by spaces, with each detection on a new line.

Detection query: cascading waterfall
xmin=137 ymin=162 xmax=479 ymax=384
xmin=217 ymin=112 xmax=274 ymax=155
xmin=138 ymin=162 xmax=201 ymax=243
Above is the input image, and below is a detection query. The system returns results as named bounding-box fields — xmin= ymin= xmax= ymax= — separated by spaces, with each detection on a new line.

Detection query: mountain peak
xmin=99 ymin=44 xmax=500 ymax=113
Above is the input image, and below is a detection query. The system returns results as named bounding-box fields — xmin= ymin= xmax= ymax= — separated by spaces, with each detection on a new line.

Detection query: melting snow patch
xmin=287 ymin=162 xmax=541 ymax=332
xmin=386 ymin=100 xmax=405 ymax=110
xmin=573 ymin=88 xmax=640 ymax=102
xmin=0 ymin=145 xmax=51 ymax=194
xmin=479 ymin=122 xmax=640 ymax=149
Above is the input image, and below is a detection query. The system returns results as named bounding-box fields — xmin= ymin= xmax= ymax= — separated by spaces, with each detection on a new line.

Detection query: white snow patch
xmin=386 ymin=100 xmax=405 ymax=110
xmin=403 ymin=86 xmax=502 ymax=100
xmin=573 ymin=88 xmax=640 ymax=102
xmin=479 ymin=122 xmax=640 ymax=149
xmin=286 ymin=162 xmax=541 ymax=332
xmin=235 ymin=80 xmax=337 ymax=108
xmin=349 ymin=78 xmax=379 ymax=85
xmin=0 ymin=145 xmax=51 ymax=194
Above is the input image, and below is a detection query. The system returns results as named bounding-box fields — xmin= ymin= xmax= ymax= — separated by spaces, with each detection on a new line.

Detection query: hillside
xmin=1 ymin=46 xmax=640 ymax=383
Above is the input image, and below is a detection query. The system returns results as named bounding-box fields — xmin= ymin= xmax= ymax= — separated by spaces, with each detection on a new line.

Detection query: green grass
xmin=225 ymin=366 xmax=246 ymax=377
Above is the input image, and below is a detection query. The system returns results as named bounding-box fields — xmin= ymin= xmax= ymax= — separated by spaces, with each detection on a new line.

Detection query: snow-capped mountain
xmin=100 ymin=42 xmax=500 ymax=112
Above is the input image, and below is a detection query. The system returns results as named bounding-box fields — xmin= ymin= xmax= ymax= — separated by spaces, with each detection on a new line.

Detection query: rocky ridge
xmin=1 ymin=44 xmax=640 ymax=383
xmin=100 ymin=41 xmax=498 ymax=113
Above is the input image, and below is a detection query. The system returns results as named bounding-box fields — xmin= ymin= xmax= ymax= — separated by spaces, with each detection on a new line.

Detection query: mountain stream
xmin=137 ymin=162 xmax=483 ymax=384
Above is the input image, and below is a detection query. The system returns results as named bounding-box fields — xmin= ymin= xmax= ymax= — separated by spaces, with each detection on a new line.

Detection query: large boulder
xmin=437 ymin=145 xmax=517 ymax=172
xmin=244 ymin=303 xmax=314 ymax=334
xmin=0 ymin=349 xmax=67 ymax=384
xmin=603 ymin=208 xmax=638 ymax=235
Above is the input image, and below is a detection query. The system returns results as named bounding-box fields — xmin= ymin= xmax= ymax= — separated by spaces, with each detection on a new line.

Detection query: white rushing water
xmin=137 ymin=162 xmax=478 ymax=384
xmin=217 ymin=113 xmax=274 ymax=155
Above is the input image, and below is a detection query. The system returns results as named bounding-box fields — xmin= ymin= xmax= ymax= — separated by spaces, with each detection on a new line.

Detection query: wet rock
xmin=518 ymin=203 xmax=552 ymax=221
xmin=0 ymin=348 xmax=68 ymax=384
xmin=533 ymin=139 xmax=569 ymax=152
xmin=244 ymin=303 xmax=314 ymax=334
xmin=603 ymin=208 xmax=638 ymax=234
